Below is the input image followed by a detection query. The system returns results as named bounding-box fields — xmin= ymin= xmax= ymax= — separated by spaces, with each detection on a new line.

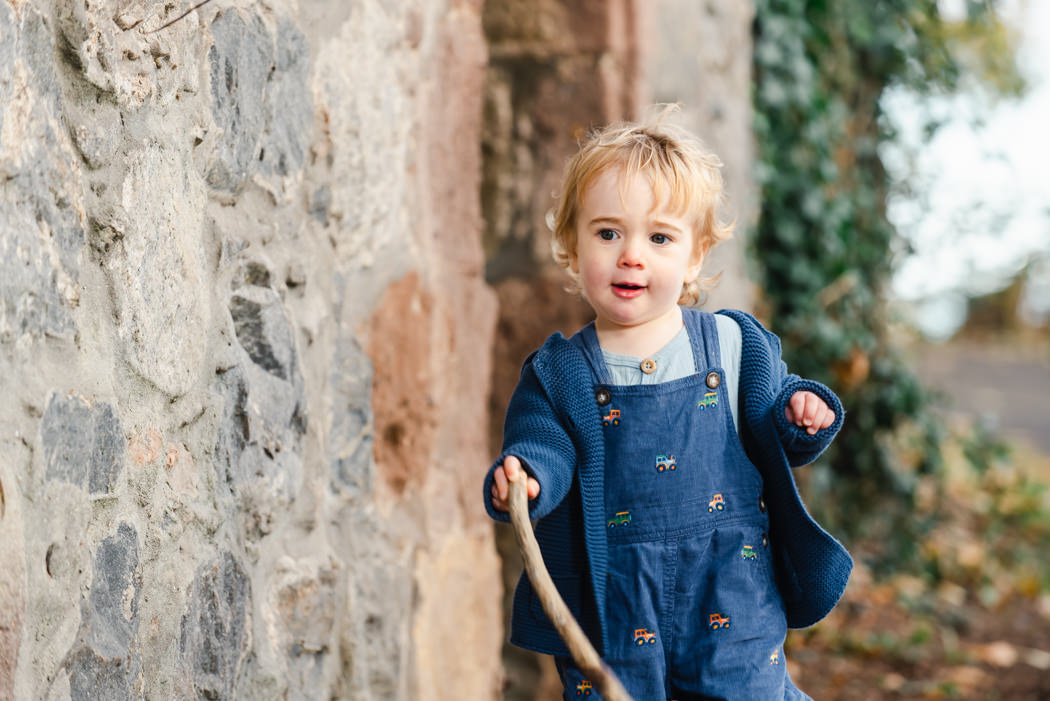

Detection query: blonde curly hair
xmin=550 ymin=111 xmax=733 ymax=306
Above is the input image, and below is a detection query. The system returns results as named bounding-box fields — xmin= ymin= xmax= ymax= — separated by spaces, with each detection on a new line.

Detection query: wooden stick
xmin=508 ymin=478 xmax=634 ymax=701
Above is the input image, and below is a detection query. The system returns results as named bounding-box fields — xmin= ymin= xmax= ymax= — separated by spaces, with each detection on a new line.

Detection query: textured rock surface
xmin=41 ymin=393 xmax=124 ymax=495
xmin=67 ymin=523 xmax=142 ymax=701
xmin=179 ymin=552 xmax=252 ymax=700
xmin=3 ymin=0 xmax=500 ymax=698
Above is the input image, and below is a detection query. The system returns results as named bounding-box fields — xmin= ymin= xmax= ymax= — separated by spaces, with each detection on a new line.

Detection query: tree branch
xmin=508 ymin=478 xmax=633 ymax=701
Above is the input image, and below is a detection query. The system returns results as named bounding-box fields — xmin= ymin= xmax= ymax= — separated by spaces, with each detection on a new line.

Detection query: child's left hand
xmin=785 ymin=391 xmax=836 ymax=435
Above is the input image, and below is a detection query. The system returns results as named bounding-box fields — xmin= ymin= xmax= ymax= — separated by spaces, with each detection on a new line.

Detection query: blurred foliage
xmin=751 ymin=0 xmax=1026 ymax=560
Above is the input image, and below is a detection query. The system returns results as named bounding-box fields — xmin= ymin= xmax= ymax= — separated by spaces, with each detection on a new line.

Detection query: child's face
xmin=571 ymin=166 xmax=703 ymax=335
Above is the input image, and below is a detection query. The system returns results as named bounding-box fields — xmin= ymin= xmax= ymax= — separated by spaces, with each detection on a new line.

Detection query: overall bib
xmin=558 ymin=312 xmax=808 ymax=701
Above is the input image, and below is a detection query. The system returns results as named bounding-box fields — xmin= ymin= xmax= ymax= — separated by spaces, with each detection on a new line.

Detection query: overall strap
xmin=571 ymin=322 xmax=611 ymax=384
xmin=684 ymin=309 xmax=722 ymax=371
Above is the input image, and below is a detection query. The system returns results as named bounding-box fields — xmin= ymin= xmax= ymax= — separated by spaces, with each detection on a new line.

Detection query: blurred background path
xmin=918 ymin=340 xmax=1050 ymax=454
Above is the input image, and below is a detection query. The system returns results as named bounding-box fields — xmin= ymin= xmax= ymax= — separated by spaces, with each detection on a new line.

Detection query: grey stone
xmin=205 ymin=9 xmax=273 ymax=193
xmin=0 ymin=3 xmax=15 ymax=123
xmin=0 ymin=14 xmax=85 ymax=343
xmin=328 ymin=336 xmax=374 ymax=497
xmin=215 ymin=284 xmax=307 ymax=532
xmin=41 ymin=393 xmax=125 ymax=496
xmin=0 ymin=10 xmax=85 ymax=345
xmin=20 ymin=8 xmax=63 ymax=119
xmin=237 ymin=260 xmax=273 ymax=289
xmin=309 ymin=185 xmax=331 ymax=224
xmin=0 ymin=200 xmax=78 ymax=342
xmin=337 ymin=510 xmax=411 ymax=699
xmin=216 ymin=366 xmax=250 ymax=468
xmin=278 ymin=567 xmax=340 ymax=701
xmin=68 ymin=647 xmax=137 ymax=701
xmin=68 ymin=523 xmax=141 ymax=701
xmin=230 ymin=293 xmax=292 ymax=381
xmin=85 ymin=523 xmax=140 ymax=658
xmin=258 ymin=18 xmax=312 ymax=180
xmin=4 ymin=149 xmax=86 ymax=285
xmin=179 ymin=552 xmax=251 ymax=700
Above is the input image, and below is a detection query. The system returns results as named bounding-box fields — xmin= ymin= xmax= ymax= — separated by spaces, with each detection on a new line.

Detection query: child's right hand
xmin=490 ymin=455 xmax=540 ymax=512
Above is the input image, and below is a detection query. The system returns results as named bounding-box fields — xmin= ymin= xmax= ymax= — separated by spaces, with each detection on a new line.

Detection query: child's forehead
xmin=580 ymin=163 xmax=690 ymax=216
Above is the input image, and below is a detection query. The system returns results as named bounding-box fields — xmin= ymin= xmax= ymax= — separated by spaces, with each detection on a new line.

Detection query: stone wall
xmin=0 ymin=0 xmax=500 ymax=698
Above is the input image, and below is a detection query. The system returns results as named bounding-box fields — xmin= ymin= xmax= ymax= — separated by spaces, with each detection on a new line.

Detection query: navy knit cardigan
xmin=484 ymin=309 xmax=853 ymax=657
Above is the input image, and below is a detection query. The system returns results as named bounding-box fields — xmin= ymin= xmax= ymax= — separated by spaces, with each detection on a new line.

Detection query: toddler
xmin=485 ymin=114 xmax=851 ymax=700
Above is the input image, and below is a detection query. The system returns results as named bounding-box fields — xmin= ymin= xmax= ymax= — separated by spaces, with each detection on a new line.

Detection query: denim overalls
xmin=557 ymin=312 xmax=809 ymax=700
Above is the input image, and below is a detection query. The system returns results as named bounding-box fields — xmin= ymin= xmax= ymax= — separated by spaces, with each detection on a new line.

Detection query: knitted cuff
xmin=773 ymin=379 xmax=845 ymax=463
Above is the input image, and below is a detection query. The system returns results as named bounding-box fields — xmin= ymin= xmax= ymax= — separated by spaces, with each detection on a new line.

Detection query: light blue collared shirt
xmin=600 ymin=314 xmax=741 ymax=431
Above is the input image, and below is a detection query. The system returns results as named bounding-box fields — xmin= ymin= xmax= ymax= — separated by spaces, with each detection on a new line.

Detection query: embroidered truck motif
xmin=633 ymin=628 xmax=657 ymax=645
xmin=602 ymin=408 xmax=621 ymax=427
xmin=607 ymin=511 xmax=631 ymax=528
xmin=708 ymin=493 xmax=725 ymax=512
xmin=697 ymin=392 xmax=718 ymax=409
xmin=741 ymin=545 xmax=757 ymax=560
xmin=655 ymin=454 xmax=676 ymax=472
xmin=576 ymin=680 xmax=593 ymax=696
xmin=770 ymin=649 xmax=780 ymax=665
xmin=708 ymin=613 xmax=731 ymax=630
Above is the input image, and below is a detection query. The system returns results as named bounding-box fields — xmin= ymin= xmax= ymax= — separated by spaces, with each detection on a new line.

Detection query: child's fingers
xmin=802 ymin=395 xmax=835 ymax=434
xmin=493 ymin=464 xmax=508 ymax=501
xmin=492 ymin=456 xmax=538 ymax=508
xmin=786 ymin=391 xmax=807 ymax=425
xmin=786 ymin=391 xmax=836 ymax=434
xmin=802 ymin=392 xmax=823 ymax=427
xmin=817 ymin=405 xmax=836 ymax=430
xmin=503 ymin=455 xmax=522 ymax=482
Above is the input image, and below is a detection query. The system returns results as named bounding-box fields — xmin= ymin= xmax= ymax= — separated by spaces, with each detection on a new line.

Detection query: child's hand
xmin=785 ymin=391 xmax=836 ymax=435
xmin=490 ymin=455 xmax=540 ymax=512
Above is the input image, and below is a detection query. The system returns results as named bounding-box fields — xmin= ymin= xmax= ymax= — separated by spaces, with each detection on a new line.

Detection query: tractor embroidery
xmin=708 ymin=613 xmax=731 ymax=631
xmin=602 ymin=408 xmax=621 ymax=427
xmin=656 ymin=454 xmax=677 ymax=472
xmin=708 ymin=493 xmax=725 ymax=512
xmin=607 ymin=511 xmax=631 ymax=528
xmin=741 ymin=545 xmax=758 ymax=560
xmin=633 ymin=628 xmax=657 ymax=646
xmin=576 ymin=680 xmax=593 ymax=696
xmin=770 ymin=649 xmax=780 ymax=665
xmin=697 ymin=392 xmax=718 ymax=409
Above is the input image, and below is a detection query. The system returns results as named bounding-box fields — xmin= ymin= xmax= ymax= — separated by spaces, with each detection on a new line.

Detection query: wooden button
xmin=705 ymin=371 xmax=721 ymax=389
xmin=595 ymin=389 xmax=611 ymax=406
xmin=640 ymin=358 xmax=657 ymax=374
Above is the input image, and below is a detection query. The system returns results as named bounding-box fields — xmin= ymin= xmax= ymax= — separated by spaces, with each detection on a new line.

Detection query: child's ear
xmin=569 ymin=252 xmax=580 ymax=274
xmin=685 ymin=248 xmax=705 ymax=283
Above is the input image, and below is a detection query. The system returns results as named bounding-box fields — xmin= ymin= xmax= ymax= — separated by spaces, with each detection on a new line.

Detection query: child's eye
xmin=651 ymin=233 xmax=671 ymax=245
xmin=598 ymin=229 xmax=619 ymax=241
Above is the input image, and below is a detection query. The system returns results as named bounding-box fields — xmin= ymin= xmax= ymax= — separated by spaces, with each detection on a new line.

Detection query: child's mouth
xmin=612 ymin=283 xmax=645 ymax=298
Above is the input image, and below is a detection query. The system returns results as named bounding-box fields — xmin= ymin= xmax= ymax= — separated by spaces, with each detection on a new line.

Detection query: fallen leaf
xmin=975 ymin=640 xmax=1019 ymax=667
xmin=1022 ymin=647 xmax=1050 ymax=671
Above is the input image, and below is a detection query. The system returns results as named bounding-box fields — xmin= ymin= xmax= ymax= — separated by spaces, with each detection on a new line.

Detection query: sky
xmin=882 ymin=0 xmax=1050 ymax=336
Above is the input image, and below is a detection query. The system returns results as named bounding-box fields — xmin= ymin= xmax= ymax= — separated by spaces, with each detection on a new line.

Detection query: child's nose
xmin=619 ymin=239 xmax=644 ymax=267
